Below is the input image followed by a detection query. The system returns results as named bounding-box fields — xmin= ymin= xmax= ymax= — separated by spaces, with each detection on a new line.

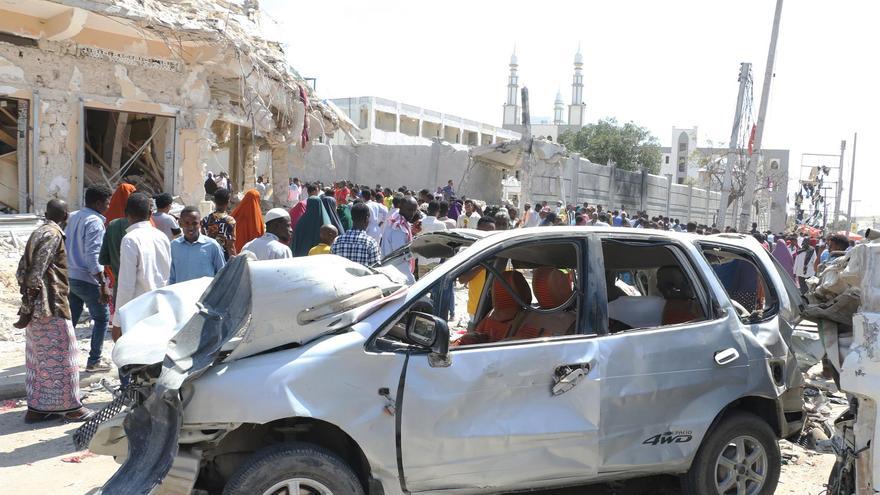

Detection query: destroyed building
xmin=0 ymin=0 xmax=353 ymax=214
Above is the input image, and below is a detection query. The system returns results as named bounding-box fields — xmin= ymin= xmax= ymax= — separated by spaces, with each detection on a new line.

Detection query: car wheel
xmin=222 ymin=442 xmax=365 ymax=495
xmin=683 ymin=411 xmax=780 ymax=495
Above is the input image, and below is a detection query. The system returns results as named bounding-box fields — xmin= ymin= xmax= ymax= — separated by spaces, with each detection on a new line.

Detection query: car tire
xmin=682 ymin=411 xmax=780 ymax=495
xmin=222 ymin=441 xmax=365 ymax=495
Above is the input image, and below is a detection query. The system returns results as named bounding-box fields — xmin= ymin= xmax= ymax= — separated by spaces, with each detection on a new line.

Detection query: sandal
xmin=24 ymin=409 xmax=57 ymax=423
xmin=63 ymin=407 xmax=96 ymax=422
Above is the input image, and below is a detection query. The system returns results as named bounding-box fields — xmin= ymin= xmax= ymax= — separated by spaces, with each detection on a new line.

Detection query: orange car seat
xmin=457 ymin=271 xmax=531 ymax=345
xmin=509 ymin=267 xmax=577 ymax=340
xmin=657 ymin=265 xmax=701 ymax=325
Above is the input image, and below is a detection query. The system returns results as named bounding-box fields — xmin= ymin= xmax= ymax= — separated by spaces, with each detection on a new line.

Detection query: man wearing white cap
xmin=242 ymin=208 xmax=292 ymax=260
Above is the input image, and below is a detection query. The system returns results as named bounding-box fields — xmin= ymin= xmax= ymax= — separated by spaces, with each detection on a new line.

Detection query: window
xmin=677 ymin=177 xmax=685 ymax=184
xmin=770 ymin=160 xmax=779 ymax=171
xmin=665 ymin=156 xmax=670 ymax=164
xmin=678 ymin=162 xmax=686 ymax=173
xmin=700 ymin=245 xmax=779 ymax=322
xmin=602 ymin=239 xmax=709 ymax=333
xmin=376 ymin=241 xmax=583 ymax=348
xmin=678 ymin=142 xmax=688 ymax=153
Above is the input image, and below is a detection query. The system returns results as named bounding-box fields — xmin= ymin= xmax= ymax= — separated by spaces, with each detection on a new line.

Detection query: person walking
xmin=111 ymin=193 xmax=171 ymax=340
xmin=292 ymin=196 xmax=330 ymax=256
xmin=242 ymin=208 xmax=293 ymax=260
xmin=230 ymin=189 xmax=265 ymax=255
xmin=65 ymin=185 xmax=113 ymax=372
xmin=381 ymin=196 xmax=418 ymax=283
xmin=169 ymin=207 xmax=226 ymax=284
xmin=17 ymin=199 xmax=95 ymax=422
xmin=152 ymin=192 xmax=180 ymax=241
xmin=309 ymin=225 xmax=338 ymax=255
xmin=456 ymin=199 xmax=481 ymax=229
xmin=201 ymin=188 xmax=237 ymax=260
xmin=331 ymin=203 xmax=381 ymax=266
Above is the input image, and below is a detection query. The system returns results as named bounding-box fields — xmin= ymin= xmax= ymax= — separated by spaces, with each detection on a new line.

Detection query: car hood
xmin=112 ymin=254 xmax=403 ymax=368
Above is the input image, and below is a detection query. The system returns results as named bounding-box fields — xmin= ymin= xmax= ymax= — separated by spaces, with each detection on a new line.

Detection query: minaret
xmin=502 ymin=47 xmax=520 ymax=127
xmin=553 ymin=90 xmax=565 ymax=125
xmin=568 ymin=44 xmax=586 ymax=127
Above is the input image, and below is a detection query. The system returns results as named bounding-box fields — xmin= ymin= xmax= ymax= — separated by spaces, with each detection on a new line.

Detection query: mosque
xmin=501 ymin=47 xmax=588 ymax=142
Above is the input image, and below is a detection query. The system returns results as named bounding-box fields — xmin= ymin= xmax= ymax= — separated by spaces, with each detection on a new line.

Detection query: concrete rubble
xmin=795 ymin=229 xmax=880 ymax=494
xmin=0 ymin=0 xmax=355 ymax=213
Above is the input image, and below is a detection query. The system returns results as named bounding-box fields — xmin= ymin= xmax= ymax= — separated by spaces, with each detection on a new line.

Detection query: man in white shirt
xmin=287 ymin=178 xmax=301 ymax=207
xmin=151 ymin=192 xmax=180 ymax=241
xmin=255 ymin=176 xmax=268 ymax=198
xmin=363 ymin=189 xmax=387 ymax=243
xmin=381 ymin=197 xmax=418 ymax=284
xmin=456 ymin=199 xmax=481 ymax=229
xmin=111 ymin=193 xmax=172 ymax=338
xmin=242 ymin=208 xmax=293 ymax=261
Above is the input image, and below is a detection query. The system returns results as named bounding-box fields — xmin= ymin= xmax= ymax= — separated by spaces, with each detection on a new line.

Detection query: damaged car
xmin=78 ymin=228 xmax=804 ymax=495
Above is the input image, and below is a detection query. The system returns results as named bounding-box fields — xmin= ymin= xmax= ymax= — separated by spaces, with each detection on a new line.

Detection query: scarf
xmin=321 ymin=195 xmax=345 ymax=234
xmin=292 ymin=196 xmax=329 ymax=256
xmin=230 ymin=189 xmax=265 ymax=253
xmin=105 ymin=183 xmax=136 ymax=225
xmin=771 ymin=239 xmax=795 ymax=280
xmin=387 ymin=211 xmax=414 ymax=271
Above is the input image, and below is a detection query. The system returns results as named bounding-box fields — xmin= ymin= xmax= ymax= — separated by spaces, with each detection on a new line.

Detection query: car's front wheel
xmin=683 ymin=411 xmax=780 ymax=495
xmin=222 ymin=442 xmax=365 ymax=495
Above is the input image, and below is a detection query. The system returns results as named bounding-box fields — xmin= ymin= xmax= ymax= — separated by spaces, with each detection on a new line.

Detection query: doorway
xmin=0 ymin=97 xmax=29 ymax=213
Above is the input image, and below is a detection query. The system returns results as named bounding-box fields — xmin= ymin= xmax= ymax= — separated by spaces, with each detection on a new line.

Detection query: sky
xmin=261 ymin=0 xmax=880 ymax=218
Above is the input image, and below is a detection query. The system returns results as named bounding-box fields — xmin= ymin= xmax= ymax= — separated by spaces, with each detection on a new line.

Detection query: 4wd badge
xmin=643 ymin=430 xmax=693 ymax=446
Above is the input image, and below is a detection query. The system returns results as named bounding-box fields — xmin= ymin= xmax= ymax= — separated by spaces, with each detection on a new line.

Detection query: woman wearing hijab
xmin=230 ymin=189 xmax=265 ymax=254
xmin=104 ymin=183 xmax=136 ymax=225
xmin=321 ymin=195 xmax=345 ymax=234
xmin=337 ymin=202 xmax=353 ymax=231
xmin=772 ymin=238 xmax=796 ymax=281
xmin=292 ymin=196 xmax=329 ymax=256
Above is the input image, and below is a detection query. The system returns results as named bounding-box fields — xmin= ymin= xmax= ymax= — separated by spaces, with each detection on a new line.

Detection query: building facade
xmin=330 ymin=96 xmax=520 ymax=147
xmin=0 ymin=0 xmax=350 ymax=214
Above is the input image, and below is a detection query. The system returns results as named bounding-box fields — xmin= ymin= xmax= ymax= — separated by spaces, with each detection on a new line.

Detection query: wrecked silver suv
xmin=80 ymin=228 xmax=804 ymax=495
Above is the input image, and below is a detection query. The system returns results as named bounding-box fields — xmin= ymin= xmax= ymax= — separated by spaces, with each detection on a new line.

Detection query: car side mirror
xmin=406 ymin=312 xmax=450 ymax=367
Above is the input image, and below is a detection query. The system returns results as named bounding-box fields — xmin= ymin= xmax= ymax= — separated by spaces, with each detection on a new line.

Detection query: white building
xmin=659 ymin=127 xmax=790 ymax=232
xmin=330 ymin=96 xmax=520 ymax=147
xmin=501 ymin=46 xmax=588 ymax=142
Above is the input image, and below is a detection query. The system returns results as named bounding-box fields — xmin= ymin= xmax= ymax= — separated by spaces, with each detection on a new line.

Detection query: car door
xmin=594 ymin=238 xmax=751 ymax=473
xmin=397 ymin=234 xmax=606 ymax=494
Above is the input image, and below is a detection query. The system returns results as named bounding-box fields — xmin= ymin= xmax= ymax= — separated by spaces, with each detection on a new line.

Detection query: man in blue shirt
xmin=65 ymin=185 xmax=113 ymax=372
xmin=169 ymin=206 xmax=225 ymax=284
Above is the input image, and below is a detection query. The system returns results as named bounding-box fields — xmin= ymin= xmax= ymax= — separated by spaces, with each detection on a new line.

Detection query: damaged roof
xmin=50 ymin=0 xmax=356 ymax=144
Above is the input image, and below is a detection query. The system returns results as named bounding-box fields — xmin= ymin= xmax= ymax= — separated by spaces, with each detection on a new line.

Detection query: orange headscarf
xmin=231 ymin=189 xmax=265 ymax=253
xmin=105 ymin=183 xmax=136 ymax=225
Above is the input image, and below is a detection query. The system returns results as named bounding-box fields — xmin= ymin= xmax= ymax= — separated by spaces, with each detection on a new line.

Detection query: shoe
xmin=24 ymin=409 xmax=58 ymax=423
xmin=62 ymin=407 xmax=96 ymax=422
xmin=13 ymin=313 xmax=31 ymax=329
xmin=85 ymin=359 xmax=112 ymax=372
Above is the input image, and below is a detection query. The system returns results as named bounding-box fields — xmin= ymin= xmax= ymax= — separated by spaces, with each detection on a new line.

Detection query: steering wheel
xmin=730 ymin=300 xmax=751 ymax=318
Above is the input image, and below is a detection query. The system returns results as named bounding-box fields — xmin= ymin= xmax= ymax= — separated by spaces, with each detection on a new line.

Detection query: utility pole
xmin=832 ymin=139 xmax=846 ymax=231
xmin=717 ymin=62 xmax=751 ymax=229
xmin=519 ymin=86 xmax=533 ymax=208
xmin=737 ymin=0 xmax=784 ymax=233
xmin=846 ymin=132 xmax=858 ymax=232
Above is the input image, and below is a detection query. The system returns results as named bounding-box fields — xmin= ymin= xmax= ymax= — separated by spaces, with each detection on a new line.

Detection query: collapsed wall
xmin=302 ymin=142 xmax=503 ymax=202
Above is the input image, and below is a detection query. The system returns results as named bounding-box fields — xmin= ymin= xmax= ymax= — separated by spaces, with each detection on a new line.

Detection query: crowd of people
xmin=13 ymin=172 xmax=860 ymax=423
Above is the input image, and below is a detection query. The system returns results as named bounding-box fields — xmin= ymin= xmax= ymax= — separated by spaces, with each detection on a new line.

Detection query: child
xmin=309 ymin=224 xmax=338 ymax=255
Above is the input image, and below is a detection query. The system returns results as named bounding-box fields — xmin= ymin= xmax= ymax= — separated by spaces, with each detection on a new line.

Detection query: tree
xmin=558 ymin=118 xmax=662 ymax=174
xmin=689 ymin=141 xmax=785 ymax=211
